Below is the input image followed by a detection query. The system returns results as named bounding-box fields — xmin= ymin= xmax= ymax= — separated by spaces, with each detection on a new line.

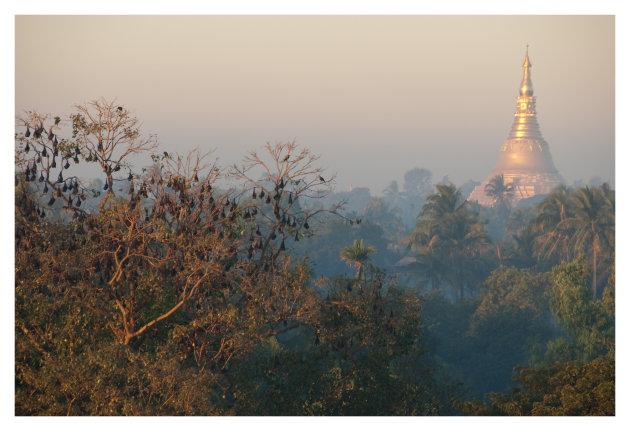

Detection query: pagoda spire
xmin=507 ymin=45 xmax=542 ymax=140
xmin=466 ymin=46 xmax=563 ymax=207
xmin=520 ymin=44 xmax=534 ymax=96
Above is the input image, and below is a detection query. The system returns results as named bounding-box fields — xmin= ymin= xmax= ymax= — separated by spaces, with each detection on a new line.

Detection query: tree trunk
xmin=458 ymin=266 xmax=464 ymax=300
xmin=592 ymin=237 xmax=598 ymax=300
xmin=496 ymin=243 xmax=502 ymax=267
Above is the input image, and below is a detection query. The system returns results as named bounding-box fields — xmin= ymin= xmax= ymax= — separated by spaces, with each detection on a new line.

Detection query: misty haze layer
xmin=15 ymin=15 xmax=614 ymax=192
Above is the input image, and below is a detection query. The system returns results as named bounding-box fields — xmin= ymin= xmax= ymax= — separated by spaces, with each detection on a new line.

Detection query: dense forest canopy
xmin=15 ymin=100 xmax=614 ymax=415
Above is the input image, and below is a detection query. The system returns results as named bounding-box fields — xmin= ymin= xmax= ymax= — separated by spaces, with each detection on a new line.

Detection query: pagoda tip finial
xmin=520 ymin=44 xmax=533 ymax=96
xmin=522 ymin=43 xmax=532 ymax=69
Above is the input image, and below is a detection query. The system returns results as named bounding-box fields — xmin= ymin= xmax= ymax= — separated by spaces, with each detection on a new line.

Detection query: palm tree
xmin=508 ymin=226 xmax=538 ymax=268
xmin=536 ymin=185 xmax=572 ymax=229
xmin=340 ymin=239 xmax=377 ymax=281
xmin=435 ymin=208 xmax=491 ymax=298
xmin=504 ymin=207 xmax=536 ymax=239
xmin=407 ymin=183 xmax=491 ymax=299
xmin=532 ymin=185 xmax=573 ymax=264
xmin=420 ymin=183 xmax=463 ymax=220
xmin=408 ymin=250 xmax=444 ymax=291
xmin=559 ymin=185 xmax=614 ymax=299
xmin=484 ymin=174 xmax=514 ymax=211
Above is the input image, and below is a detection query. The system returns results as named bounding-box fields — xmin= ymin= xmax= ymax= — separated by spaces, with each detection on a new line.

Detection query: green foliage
xmin=403 ymin=167 xmax=433 ymax=199
xmin=15 ymin=102 xmax=615 ymax=416
xmin=458 ymin=259 xmax=615 ymax=415
xmin=562 ymin=185 xmax=614 ymax=298
xmin=484 ymin=174 xmax=514 ymax=212
xmin=15 ymin=207 xmax=318 ymax=414
xmin=468 ymin=268 xmax=555 ymax=390
xmin=15 ymin=105 xmax=460 ymax=415
xmin=340 ymin=239 xmax=376 ymax=280
xmin=360 ymin=197 xmax=408 ymax=246
xmin=420 ymin=292 xmax=480 ymax=390
xmin=472 ymin=267 xmax=551 ymax=333
xmin=299 ymin=268 xmax=456 ymax=415
xmin=291 ymin=216 xmax=399 ymax=278
xmin=512 ymin=184 xmax=615 ymax=297
xmin=422 ymin=267 xmax=556 ymax=398
xmin=406 ymin=183 xmax=493 ymax=298
xmin=459 ymin=356 xmax=614 ymax=416
xmin=546 ymin=259 xmax=615 ymax=363
xmin=503 ymin=206 xmax=537 ymax=239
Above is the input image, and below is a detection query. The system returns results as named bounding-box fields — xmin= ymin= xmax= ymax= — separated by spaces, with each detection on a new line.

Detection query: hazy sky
xmin=15 ymin=15 xmax=614 ymax=193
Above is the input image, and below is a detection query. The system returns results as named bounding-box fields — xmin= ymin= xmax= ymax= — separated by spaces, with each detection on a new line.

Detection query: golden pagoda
xmin=467 ymin=47 xmax=563 ymax=206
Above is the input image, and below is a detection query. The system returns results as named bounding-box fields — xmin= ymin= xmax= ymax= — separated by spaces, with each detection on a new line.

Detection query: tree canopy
xmin=14 ymin=101 xmax=614 ymax=416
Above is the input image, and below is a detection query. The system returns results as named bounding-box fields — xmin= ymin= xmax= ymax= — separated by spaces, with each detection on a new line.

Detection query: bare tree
xmin=16 ymin=99 xmax=158 ymax=220
xmin=70 ymin=99 xmax=158 ymax=211
xmin=230 ymin=141 xmax=349 ymax=270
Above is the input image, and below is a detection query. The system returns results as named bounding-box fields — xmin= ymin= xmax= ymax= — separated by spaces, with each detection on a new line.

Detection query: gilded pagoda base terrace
xmin=468 ymin=170 xmax=563 ymax=206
